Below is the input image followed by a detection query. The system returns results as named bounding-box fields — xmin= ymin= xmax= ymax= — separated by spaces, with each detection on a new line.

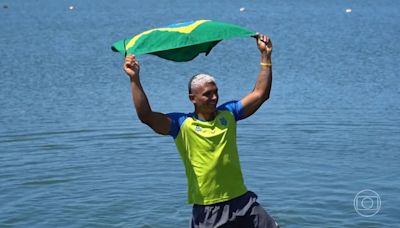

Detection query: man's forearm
xmin=254 ymin=53 xmax=272 ymax=101
xmin=129 ymin=76 xmax=152 ymax=123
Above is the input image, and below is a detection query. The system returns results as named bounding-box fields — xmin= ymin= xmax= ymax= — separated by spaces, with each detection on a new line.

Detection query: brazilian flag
xmin=111 ymin=20 xmax=257 ymax=62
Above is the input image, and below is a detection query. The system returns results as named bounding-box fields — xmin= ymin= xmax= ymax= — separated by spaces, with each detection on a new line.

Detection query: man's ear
xmin=189 ymin=94 xmax=196 ymax=104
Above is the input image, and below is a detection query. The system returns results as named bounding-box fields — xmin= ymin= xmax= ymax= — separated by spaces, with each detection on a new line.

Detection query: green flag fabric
xmin=111 ymin=20 xmax=257 ymax=62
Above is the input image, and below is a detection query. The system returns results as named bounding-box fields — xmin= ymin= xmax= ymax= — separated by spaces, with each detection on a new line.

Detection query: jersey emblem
xmin=219 ymin=116 xmax=227 ymax=126
xmin=195 ymin=125 xmax=202 ymax=132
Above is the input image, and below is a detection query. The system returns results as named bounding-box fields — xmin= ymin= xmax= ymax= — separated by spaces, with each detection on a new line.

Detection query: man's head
xmin=188 ymin=74 xmax=219 ymax=114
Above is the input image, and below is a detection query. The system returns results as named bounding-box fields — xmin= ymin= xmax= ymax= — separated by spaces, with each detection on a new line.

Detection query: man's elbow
xmin=254 ymin=91 xmax=270 ymax=103
xmin=138 ymin=113 xmax=151 ymax=125
xmin=137 ymin=113 xmax=169 ymax=135
xmin=264 ymin=93 xmax=270 ymax=101
xmin=138 ymin=116 xmax=158 ymax=133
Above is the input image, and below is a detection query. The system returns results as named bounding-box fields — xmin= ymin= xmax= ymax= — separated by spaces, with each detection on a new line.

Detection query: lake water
xmin=1 ymin=0 xmax=399 ymax=227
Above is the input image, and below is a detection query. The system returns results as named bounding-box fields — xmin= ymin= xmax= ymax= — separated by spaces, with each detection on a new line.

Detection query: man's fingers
xmin=124 ymin=55 xmax=140 ymax=68
xmin=257 ymin=34 xmax=270 ymax=45
xmin=125 ymin=55 xmax=137 ymax=62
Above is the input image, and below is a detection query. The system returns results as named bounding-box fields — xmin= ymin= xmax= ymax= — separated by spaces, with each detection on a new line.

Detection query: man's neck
xmin=195 ymin=111 xmax=216 ymax=121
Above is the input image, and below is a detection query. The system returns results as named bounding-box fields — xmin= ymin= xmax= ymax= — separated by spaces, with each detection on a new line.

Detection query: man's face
xmin=189 ymin=82 xmax=219 ymax=113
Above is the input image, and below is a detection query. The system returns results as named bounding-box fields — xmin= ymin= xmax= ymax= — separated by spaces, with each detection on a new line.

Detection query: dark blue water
xmin=1 ymin=0 xmax=399 ymax=227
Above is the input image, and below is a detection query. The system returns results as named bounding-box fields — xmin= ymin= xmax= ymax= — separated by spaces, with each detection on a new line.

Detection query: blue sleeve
xmin=167 ymin=112 xmax=188 ymax=139
xmin=217 ymin=100 xmax=244 ymax=121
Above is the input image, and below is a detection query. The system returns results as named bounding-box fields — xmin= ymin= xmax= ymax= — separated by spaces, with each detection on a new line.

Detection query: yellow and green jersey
xmin=168 ymin=101 xmax=247 ymax=205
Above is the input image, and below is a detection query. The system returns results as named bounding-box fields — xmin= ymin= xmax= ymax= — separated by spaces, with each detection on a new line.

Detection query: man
xmin=123 ymin=34 xmax=277 ymax=228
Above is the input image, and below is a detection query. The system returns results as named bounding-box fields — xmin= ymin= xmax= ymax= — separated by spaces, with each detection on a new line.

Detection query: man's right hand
xmin=257 ymin=34 xmax=272 ymax=59
xmin=123 ymin=55 xmax=140 ymax=79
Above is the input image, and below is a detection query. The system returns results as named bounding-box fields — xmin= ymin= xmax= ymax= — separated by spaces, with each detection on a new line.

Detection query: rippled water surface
xmin=1 ymin=0 xmax=399 ymax=227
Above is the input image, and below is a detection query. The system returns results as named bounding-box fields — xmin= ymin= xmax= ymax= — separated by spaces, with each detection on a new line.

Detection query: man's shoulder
xmin=217 ymin=100 xmax=244 ymax=121
xmin=167 ymin=112 xmax=193 ymax=138
xmin=167 ymin=112 xmax=194 ymax=124
xmin=218 ymin=100 xmax=239 ymax=110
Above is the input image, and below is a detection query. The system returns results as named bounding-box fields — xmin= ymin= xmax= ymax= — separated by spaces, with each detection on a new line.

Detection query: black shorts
xmin=191 ymin=191 xmax=279 ymax=228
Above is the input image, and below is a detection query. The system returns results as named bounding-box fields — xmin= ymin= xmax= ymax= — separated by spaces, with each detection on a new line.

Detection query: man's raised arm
xmin=240 ymin=34 xmax=273 ymax=119
xmin=123 ymin=55 xmax=171 ymax=135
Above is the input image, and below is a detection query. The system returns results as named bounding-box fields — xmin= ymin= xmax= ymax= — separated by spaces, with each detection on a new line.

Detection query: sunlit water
xmin=1 ymin=0 xmax=399 ymax=227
